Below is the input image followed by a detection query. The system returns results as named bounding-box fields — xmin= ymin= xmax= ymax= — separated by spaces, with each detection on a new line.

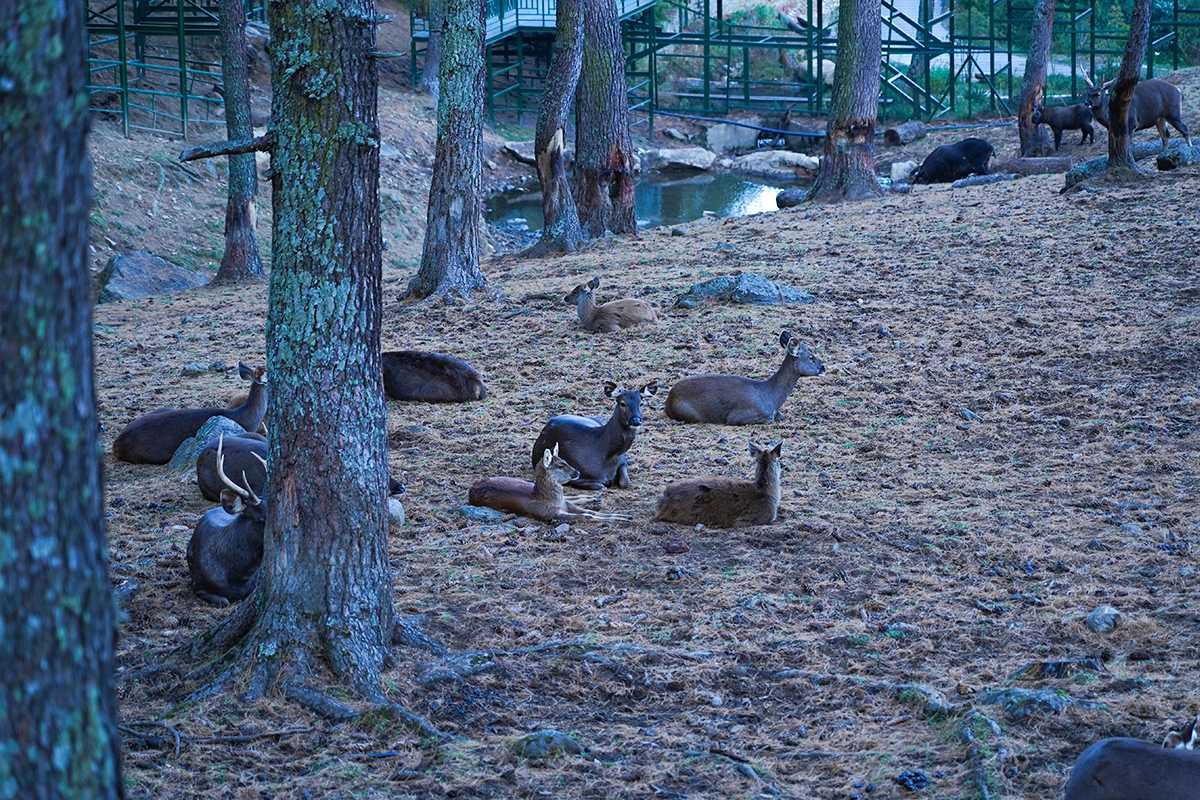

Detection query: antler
xmin=215 ymin=434 xmax=260 ymax=505
xmin=1081 ymin=70 xmax=1095 ymax=89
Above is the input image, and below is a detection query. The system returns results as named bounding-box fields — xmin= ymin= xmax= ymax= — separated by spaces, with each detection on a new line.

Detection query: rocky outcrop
xmin=94 ymin=251 xmax=209 ymax=303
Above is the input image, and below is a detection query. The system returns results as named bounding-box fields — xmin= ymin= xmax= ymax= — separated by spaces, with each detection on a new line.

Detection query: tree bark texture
xmin=409 ymin=0 xmax=488 ymax=300
xmin=807 ymin=0 xmax=883 ymax=203
xmin=574 ymin=0 xmax=637 ymax=237
xmin=418 ymin=0 xmax=445 ymax=100
xmin=527 ymin=0 xmax=585 ymax=257
xmin=231 ymin=0 xmax=394 ymax=701
xmin=1105 ymin=0 xmax=1152 ymax=171
xmin=0 ymin=1 xmax=125 ymax=796
xmin=215 ymin=0 xmax=265 ymax=283
xmin=1018 ymin=0 xmax=1056 ymax=157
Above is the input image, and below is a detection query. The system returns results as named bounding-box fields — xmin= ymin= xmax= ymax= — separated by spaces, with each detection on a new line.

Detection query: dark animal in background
xmin=112 ymin=362 xmax=268 ymax=465
xmin=1031 ymin=102 xmax=1094 ymax=149
xmin=468 ymin=444 xmax=631 ymax=524
xmin=1063 ymin=719 xmax=1200 ymax=800
xmin=531 ymin=381 xmax=658 ymax=490
xmin=1083 ymin=72 xmax=1192 ymax=151
xmin=382 ymin=350 xmax=486 ymax=403
xmin=665 ymin=331 xmax=824 ymax=425
xmin=654 ymin=441 xmax=784 ymax=528
xmin=187 ymin=436 xmax=267 ymax=606
xmin=565 ymin=277 xmax=658 ymax=332
xmin=912 ymin=137 xmax=995 ymax=184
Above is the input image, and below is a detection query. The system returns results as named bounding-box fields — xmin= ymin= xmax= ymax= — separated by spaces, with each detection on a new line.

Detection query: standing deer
xmin=531 ymin=381 xmax=658 ymax=490
xmin=469 ymin=444 xmax=631 ymax=524
xmin=565 ymin=277 xmax=658 ymax=332
xmin=187 ymin=435 xmax=267 ymax=606
xmin=112 ymin=362 xmax=267 ymax=465
xmin=654 ymin=441 xmax=783 ymax=528
xmin=1082 ymin=72 xmax=1192 ymax=151
xmin=665 ymin=331 xmax=823 ymax=424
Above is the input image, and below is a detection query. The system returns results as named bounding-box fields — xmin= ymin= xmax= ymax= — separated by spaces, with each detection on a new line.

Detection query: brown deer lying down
xmin=187 ymin=436 xmax=267 ymax=606
xmin=112 ymin=362 xmax=268 ymax=465
xmin=665 ymin=331 xmax=823 ymax=424
xmin=382 ymin=350 xmax=486 ymax=403
xmin=565 ymin=277 xmax=657 ymax=332
xmin=655 ymin=441 xmax=783 ymax=528
xmin=532 ymin=381 xmax=657 ymax=490
xmin=1064 ymin=716 xmax=1200 ymax=800
xmin=468 ymin=444 xmax=631 ymax=524
xmin=195 ymin=431 xmax=404 ymax=502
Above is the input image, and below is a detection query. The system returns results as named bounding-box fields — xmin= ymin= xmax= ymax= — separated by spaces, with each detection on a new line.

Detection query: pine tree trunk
xmin=1105 ymin=0 xmax=1152 ymax=171
xmin=1018 ymin=0 xmax=1056 ymax=157
xmin=215 ymin=0 xmax=265 ymax=284
xmin=0 ymin=1 xmax=125 ymax=795
xmin=526 ymin=0 xmax=585 ymax=257
xmin=209 ymin=0 xmax=395 ymax=701
xmin=418 ymin=0 xmax=445 ymax=100
xmin=574 ymin=0 xmax=636 ymax=237
xmin=409 ymin=0 xmax=489 ymax=300
xmin=807 ymin=0 xmax=883 ymax=203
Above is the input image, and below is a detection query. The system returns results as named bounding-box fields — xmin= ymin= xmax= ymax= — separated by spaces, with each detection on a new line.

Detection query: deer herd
xmin=112 ymin=272 xmax=1198 ymax=792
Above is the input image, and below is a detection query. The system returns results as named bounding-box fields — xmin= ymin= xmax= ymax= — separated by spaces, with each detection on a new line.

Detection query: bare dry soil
xmin=93 ymin=56 xmax=1200 ymax=800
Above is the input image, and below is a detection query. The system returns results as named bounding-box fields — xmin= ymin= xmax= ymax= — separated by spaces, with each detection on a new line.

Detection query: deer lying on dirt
xmin=665 ymin=331 xmax=823 ymax=424
xmin=187 ymin=435 xmax=267 ymax=606
xmin=382 ymin=350 xmax=486 ymax=403
xmin=1063 ymin=716 xmax=1200 ymax=800
xmin=112 ymin=362 xmax=268 ymax=465
xmin=195 ymin=431 xmax=404 ymax=502
xmin=1083 ymin=72 xmax=1192 ymax=151
xmin=565 ymin=277 xmax=658 ymax=332
xmin=532 ymin=381 xmax=658 ymax=490
xmin=469 ymin=444 xmax=631 ymax=524
xmin=655 ymin=441 xmax=783 ymax=528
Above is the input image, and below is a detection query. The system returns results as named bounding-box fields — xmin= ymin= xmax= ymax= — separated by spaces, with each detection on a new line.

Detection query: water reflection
xmin=486 ymin=172 xmax=805 ymax=236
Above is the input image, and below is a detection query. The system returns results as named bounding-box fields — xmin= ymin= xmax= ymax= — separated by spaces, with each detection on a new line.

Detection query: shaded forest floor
xmin=92 ymin=49 xmax=1200 ymax=800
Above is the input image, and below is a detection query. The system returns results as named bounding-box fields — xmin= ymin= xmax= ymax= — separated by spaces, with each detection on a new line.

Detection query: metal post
xmin=177 ymin=0 xmax=189 ymax=137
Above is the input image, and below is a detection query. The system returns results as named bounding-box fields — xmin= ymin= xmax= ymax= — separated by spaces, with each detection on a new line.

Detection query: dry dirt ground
xmin=90 ymin=36 xmax=1200 ymax=800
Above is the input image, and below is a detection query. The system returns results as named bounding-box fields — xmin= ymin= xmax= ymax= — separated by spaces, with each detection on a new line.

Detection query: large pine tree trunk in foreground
xmin=1018 ymin=0 xmax=1056 ymax=157
xmin=0 ymin=0 xmax=125 ymax=794
xmin=1105 ymin=0 xmax=1152 ymax=172
xmin=806 ymin=0 xmax=883 ymax=203
xmin=526 ymin=0 xmax=585 ymax=257
xmin=574 ymin=0 xmax=636 ymax=237
xmin=199 ymin=0 xmax=395 ymax=702
xmin=408 ymin=0 xmax=489 ymax=300
xmin=215 ymin=0 xmax=265 ymax=283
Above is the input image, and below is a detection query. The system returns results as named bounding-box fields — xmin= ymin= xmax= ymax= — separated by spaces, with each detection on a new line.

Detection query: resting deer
xmin=112 ymin=362 xmax=268 ymax=465
xmin=468 ymin=445 xmax=631 ymax=524
xmin=531 ymin=381 xmax=657 ymax=490
xmin=565 ymin=277 xmax=657 ymax=332
xmin=382 ymin=350 xmax=486 ymax=402
xmin=1063 ymin=715 xmax=1200 ymax=800
xmin=186 ymin=435 xmax=267 ymax=606
xmin=655 ymin=441 xmax=783 ymax=528
xmin=665 ymin=331 xmax=823 ymax=424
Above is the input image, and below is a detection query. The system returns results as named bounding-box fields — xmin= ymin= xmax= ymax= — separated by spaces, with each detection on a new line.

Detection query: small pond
xmin=486 ymin=172 xmax=809 ymax=238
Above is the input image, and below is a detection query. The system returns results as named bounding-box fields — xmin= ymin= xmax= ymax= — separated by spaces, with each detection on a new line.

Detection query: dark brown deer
xmin=1063 ymin=718 xmax=1200 ymax=800
xmin=1031 ymin=102 xmax=1094 ymax=149
xmin=565 ymin=277 xmax=658 ymax=332
xmin=186 ymin=436 xmax=267 ymax=606
xmin=382 ymin=350 xmax=486 ymax=403
xmin=112 ymin=362 xmax=267 ymax=465
xmin=531 ymin=381 xmax=658 ymax=490
xmin=665 ymin=331 xmax=823 ymax=424
xmin=654 ymin=441 xmax=783 ymax=528
xmin=1083 ymin=72 xmax=1192 ymax=151
xmin=195 ymin=431 xmax=403 ymax=501
xmin=469 ymin=444 xmax=631 ymax=524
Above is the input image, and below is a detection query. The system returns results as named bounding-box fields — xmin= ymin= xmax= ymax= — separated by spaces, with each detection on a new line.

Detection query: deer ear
xmin=1165 ymin=731 xmax=1186 ymax=749
xmin=542 ymin=448 xmax=554 ymax=468
xmin=779 ymin=330 xmax=792 ymax=349
xmin=604 ymin=381 xmax=620 ymax=398
xmin=238 ymin=361 xmax=252 ymax=379
xmin=641 ymin=380 xmax=658 ymax=398
xmin=220 ymin=489 xmax=246 ymax=515
xmin=589 ymin=277 xmax=600 ymax=290
xmin=772 ymin=441 xmax=783 ymax=457
xmin=749 ymin=442 xmax=762 ymax=457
